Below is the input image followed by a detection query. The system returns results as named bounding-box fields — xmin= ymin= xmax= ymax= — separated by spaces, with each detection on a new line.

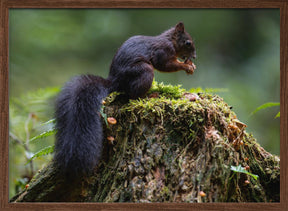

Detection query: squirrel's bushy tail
xmin=54 ymin=74 xmax=110 ymax=176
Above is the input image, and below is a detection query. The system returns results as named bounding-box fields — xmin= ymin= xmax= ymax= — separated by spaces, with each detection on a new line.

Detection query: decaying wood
xmin=11 ymin=85 xmax=280 ymax=202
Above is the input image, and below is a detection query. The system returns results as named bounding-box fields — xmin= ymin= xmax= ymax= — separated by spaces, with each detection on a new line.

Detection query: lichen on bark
xmin=11 ymin=82 xmax=280 ymax=202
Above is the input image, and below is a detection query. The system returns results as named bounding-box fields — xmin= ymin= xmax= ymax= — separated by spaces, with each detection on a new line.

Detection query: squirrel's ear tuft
xmin=175 ymin=22 xmax=185 ymax=33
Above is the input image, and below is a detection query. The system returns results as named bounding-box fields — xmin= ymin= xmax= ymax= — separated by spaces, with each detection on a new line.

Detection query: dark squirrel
xmin=54 ymin=22 xmax=196 ymax=176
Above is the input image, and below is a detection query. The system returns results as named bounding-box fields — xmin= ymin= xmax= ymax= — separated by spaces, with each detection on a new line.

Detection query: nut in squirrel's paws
xmin=186 ymin=63 xmax=196 ymax=75
xmin=191 ymin=63 xmax=196 ymax=70
xmin=184 ymin=59 xmax=196 ymax=75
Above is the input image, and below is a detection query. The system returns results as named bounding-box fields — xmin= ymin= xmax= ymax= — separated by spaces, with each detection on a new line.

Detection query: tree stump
xmin=11 ymin=82 xmax=280 ymax=202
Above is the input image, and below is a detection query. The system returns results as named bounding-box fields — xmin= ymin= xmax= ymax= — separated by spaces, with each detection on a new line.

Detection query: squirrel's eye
xmin=185 ymin=40 xmax=192 ymax=46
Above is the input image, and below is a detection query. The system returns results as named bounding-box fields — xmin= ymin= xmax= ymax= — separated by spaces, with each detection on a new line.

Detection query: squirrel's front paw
xmin=191 ymin=63 xmax=196 ymax=70
xmin=185 ymin=63 xmax=196 ymax=75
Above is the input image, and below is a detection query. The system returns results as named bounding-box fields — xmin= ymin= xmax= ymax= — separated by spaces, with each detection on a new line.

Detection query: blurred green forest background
xmin=9 ymin=9 xmax=280 ymax=198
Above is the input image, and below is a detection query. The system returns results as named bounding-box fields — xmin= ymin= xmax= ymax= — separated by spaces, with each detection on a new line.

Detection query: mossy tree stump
xmin=11 ymin=82 xmax=280 ymax=202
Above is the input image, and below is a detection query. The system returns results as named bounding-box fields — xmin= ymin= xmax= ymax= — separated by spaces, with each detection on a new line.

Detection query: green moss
xmin=148 ymin=81 xmax=186 ymax=98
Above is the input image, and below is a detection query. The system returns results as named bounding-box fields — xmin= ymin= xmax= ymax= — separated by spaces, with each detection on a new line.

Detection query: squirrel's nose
xmin=192 ymin=52 xmax=196 ymax=59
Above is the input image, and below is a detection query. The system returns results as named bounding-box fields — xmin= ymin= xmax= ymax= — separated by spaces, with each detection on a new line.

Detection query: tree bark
xmin=11 ymin=87 xmax=280 ymax=202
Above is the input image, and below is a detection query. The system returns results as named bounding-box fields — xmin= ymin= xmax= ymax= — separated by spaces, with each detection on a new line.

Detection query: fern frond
xmin=251 ymin=102 xmax=280 ymax=116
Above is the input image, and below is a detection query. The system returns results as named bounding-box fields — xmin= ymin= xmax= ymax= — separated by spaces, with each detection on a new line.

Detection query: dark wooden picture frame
xmin=1 ymin=0 xmax=287 ymax=210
